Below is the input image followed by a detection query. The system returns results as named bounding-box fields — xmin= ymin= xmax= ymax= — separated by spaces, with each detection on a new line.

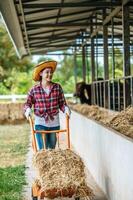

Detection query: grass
xmin=0 ymin=123 xmax=30 ymax=200
xmin=0 ymin=165 xmax=26 ymax=200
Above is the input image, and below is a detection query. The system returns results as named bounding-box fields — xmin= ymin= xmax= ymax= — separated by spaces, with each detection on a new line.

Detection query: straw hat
xmin=33 ymin=60 xmax=57 ymax=81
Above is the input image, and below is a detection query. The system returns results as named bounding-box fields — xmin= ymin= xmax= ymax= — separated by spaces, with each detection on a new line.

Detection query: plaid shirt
xmin=24 ymin=82 xmax=67 ymax=121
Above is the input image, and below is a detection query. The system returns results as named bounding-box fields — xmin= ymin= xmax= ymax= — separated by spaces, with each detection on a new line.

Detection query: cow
xmin=74 ymin=80 xmax=124 ymax=110
xmin=74 ymin=82 xmax=92 ymax=105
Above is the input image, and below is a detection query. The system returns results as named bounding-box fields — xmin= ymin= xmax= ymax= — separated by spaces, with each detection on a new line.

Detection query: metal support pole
xmin=90 ymin=20 xmax=96 ymax=104
xmin=103 ymin=9 xmax=109 ymax=109
xmin=122 ymin=5 xmax=131 ymax=109
xmin=82 ymin=43 xmax=86 ymax=83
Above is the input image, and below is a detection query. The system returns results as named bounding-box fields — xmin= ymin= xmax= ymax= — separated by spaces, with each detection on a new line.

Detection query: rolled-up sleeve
xmin=58 ymin=85 xmax=67 ymax=112
xmin=24 ymin=88 xmax=34 ymax=112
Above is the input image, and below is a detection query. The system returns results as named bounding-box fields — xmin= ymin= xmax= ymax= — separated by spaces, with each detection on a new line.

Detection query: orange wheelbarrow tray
xmin=28 ymin=115 xmax=80 ymax=200
xmin=31 ymin=182 xmax=80 ymax=200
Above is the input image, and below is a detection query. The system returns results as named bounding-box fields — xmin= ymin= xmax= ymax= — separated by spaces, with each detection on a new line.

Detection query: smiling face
xmin=40 ymin=67 xmax=53 ymax=82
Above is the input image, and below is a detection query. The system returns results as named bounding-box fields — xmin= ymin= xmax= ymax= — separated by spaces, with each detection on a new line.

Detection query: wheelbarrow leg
xmin=31 ymin=186 xmax=38 ymax=200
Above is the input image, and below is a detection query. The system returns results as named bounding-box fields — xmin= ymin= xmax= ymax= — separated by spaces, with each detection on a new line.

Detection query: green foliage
xmin=52 ymin=54 xmax=92 ymax=92
xmin=131 ymin=63 xmax=133 ymax=75
xmin=10 ymin=70 xmax=34 ymax=94
xmin=0 ymin=22 xmax=34 ymax=94
xmin=63 ymin=76 xmax=75 ymax=93
xmin=0 ymin=165 xmax=26 ymax=200
xmin=109 ymin=48 xmax=123 ymax=78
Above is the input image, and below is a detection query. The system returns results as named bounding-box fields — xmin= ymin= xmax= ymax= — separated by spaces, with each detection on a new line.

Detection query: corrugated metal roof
xmin=0 ymin=0 xmax=133 ymax=57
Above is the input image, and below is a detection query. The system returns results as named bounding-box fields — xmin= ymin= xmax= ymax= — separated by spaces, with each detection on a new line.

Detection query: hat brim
xmin=33 ymin=61 xmax=57 ymax=81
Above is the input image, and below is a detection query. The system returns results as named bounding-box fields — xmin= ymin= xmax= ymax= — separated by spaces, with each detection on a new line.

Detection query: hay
xmin=69 ymin=103 xmax=133 ymax=139
xmin=0 ymin=103 xmax=9 ymax=123
xmin=0 ymin=102 xmax=26 ymax=124
xmin=33 ymin=149 xmax=94 ymax=199
xmin=107 ymin=106 xmax=133 ymax=138
xmin=69 ymin=103 xmax=110 ymax=124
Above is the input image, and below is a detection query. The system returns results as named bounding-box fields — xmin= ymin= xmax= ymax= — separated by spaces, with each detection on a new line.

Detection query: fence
xmin=92 ymin=75 xmax=133 ymax=111
xmin=0 ymin=94 xmax=73 ymax=102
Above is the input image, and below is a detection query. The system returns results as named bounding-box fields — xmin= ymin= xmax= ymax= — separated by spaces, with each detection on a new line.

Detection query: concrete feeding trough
xmin=70 ymin=111 xmax=133 ymax=200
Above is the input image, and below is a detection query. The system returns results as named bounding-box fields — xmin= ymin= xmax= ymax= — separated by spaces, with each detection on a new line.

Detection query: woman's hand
xmin=64 ymin=106 xmax=71 ymax=117
xmin=25 ymin=107 xmax=31 ymax=120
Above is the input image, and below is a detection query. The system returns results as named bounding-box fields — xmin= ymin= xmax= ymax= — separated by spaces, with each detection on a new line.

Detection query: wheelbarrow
xmin=28 ymin=114 xmax=80 ymax=200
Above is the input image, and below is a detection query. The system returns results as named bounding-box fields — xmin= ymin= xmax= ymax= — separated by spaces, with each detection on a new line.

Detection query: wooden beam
xmin=28 ymin=35 xmax=87 ymax=41
xmin=28 ymin=34 xmax=133 ymax=42
xmin=91 ymin=6 xmax=122 ymax=38
xmin=24 ymin=9 xmax=95 ymax=23
xmin=122 ymin=0 xmax=130 ymax=6
xmin=30 ymin=42 xmax=130 ymax=48
xmin=23 ymin=2 xmax=122 ymax=9
xmin=103 ymin=7 xmax=121 ymax=25
xmin=26 ymin=22 xmax=124 ymax=29
xmin=26 ymin=22 xmax=103 ymax=29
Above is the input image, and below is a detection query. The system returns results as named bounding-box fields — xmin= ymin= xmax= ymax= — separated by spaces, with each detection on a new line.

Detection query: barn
xmin=0 ymin=1 xmax=133 ymax=200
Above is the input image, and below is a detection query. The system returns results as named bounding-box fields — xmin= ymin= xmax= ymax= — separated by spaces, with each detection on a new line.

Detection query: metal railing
xmin=92 ymin=75 xmax=133 ymax=111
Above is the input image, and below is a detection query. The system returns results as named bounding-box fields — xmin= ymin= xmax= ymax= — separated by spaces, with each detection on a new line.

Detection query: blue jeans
xmin=35 ymin=125 xmax=60 ymax=150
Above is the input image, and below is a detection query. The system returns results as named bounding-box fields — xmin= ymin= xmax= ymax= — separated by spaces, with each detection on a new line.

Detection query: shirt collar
xmin=40 ymin=82 xmax=56 ymax=91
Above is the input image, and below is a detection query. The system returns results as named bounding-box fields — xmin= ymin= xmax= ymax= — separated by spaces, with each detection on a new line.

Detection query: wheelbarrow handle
xmin=28 ymin=114 xmax=70 ymax=152
xmin=28 ymin=114 xmax=70 ymax=129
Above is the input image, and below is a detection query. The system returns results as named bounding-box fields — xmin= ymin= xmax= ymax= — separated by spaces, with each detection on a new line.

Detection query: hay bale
xmin=8 ymin=102 xmax=25 ymax=121
xmin=0 ymin=103 xmax=9 ymax=123
xmin=33 ymin=149 xmax=93 ymax=199
xmin=0 ymin=102 xmax=26 ymax=124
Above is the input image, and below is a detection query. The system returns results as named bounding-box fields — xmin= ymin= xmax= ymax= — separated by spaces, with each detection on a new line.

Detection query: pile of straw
xmin=107 ymin=106 xmax=133 ymax=138
xmin=68 ymin=102 xmax=133 ymax=139
xmin=69 ymin=103 xmax=110 ymax=124
xmin=71 ymin=104 xmax=99 ymax=117
xmin=33 ymin=149 xmax=94 ymax=199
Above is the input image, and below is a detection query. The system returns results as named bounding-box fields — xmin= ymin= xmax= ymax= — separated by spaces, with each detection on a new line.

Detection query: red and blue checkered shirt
xmin=24 ymin=82 xmax=67 ymax=121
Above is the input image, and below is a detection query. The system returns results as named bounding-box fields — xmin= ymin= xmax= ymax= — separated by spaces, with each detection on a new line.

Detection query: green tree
xmin=109 ymin=48 xmax=123 ymax=79
xmin=52 ymin=53 xmax=92 ymax=93
xmin=0 ymin=23 xmax=34 ymax=94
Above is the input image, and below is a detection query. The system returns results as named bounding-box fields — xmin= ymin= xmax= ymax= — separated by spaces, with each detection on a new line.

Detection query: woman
xmin=24 ymin=60 xmax=71 ymax=150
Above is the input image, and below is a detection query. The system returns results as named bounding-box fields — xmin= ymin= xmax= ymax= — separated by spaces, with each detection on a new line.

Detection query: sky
xmin=31 ymin=53 xmax=65 ymax=67
xmin=32 ymin=54 xmax=63 ymax=63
